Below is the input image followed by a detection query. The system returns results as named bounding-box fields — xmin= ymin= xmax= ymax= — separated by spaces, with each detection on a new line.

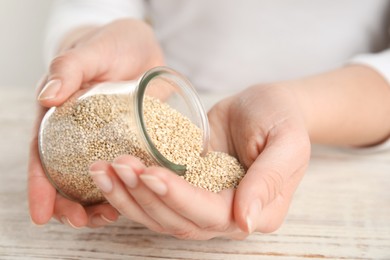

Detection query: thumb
xmin=37 ymin=47 xmax=105 ymax=107
xmin=234 ymin=131 xmax=310 ymax=233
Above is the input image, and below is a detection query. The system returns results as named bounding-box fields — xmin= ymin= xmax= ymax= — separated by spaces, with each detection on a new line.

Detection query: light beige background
xmin=0 ymin=0 xmax=52 ymax=88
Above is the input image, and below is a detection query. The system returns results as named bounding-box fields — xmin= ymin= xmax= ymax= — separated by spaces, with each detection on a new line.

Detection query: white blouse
xmin=45 ymin=0 xmax=390 ymax=90
xmin=45 ymin=0 xmax=390 ymax=150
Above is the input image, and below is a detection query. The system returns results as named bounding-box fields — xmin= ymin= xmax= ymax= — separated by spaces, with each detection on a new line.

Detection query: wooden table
xmin=1 ymin=88 xmax=389 ymax=260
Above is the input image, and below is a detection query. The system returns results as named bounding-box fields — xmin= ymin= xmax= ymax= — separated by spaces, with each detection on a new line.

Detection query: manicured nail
xmin=38 ymin=79 xmax=61 ymax=101
xmin=246 ymin=199 xmax=261 ymax=234
xmin=61 ymin=216 xmax=82 ymax=229
xmin=246 ymin=216 xmax=253 ymax=234
xmin=89 ymin=170 xmax=113 ymax=193
xmin=139 ymin=175 xmax=167 ymax=196
xmin=101 ymin=214 xmax=115 ymax=223
xmin=112 ymin=163 xmax=138 ymax=188
xmin=90 ymin=214 xmax=114 ymax=227
xmin=30 ymin=216 xmax=44 ymax=227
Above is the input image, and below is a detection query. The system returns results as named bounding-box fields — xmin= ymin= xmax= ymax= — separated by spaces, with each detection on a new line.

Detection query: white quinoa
xmin=144 ymin=97 xmax=245 ymax=193
xmin=40 ymin=94 xmax=245 ymax=205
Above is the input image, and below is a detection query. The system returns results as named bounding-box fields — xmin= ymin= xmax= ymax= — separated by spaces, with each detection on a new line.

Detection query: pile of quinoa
xmin=39 ymin=94 xmax=245 ymax=205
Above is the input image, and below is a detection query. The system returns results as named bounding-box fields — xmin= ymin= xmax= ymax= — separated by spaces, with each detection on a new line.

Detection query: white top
xmin=45 ymin=0 xmax=390 ymax=150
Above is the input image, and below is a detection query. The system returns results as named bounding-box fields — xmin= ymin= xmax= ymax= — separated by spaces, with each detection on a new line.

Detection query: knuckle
xmin=147 ymin=223 xmax=165 ymax=234
xmin=162 ymin=221 xmax=203 ymax=240
xmin=109 ymin=196 xmax=136 ymax=218
xmin=49 ymin=52 xmax=79 ymax=74
xmin=110 ymin=198 xmax=127 ymax=216
xmin=202 ymin=218 xmax=231 ymax=233
xmin=170 ymin=228 xmax=199 ymax=240
xmin=245 ymin=137 xmax=263 ymax=166
xmin=50 ymin=54 xmax=69 ymax=70
xmin=139 ymin=197 xmax=158 ymax=211
xmin=170 ymin=200 xmax=192 ymax=217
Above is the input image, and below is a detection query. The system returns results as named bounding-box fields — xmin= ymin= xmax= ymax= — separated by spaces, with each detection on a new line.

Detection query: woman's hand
xmin=210 ymin=84 xmax=311 ymax=233
xmin=28 ymin=18 xmax=164 ymax=228
xmin=88 ymin=83 xmax=311 ymax=239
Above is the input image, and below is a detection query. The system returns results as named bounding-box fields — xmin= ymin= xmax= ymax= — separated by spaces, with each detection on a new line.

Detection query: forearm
xmin=290 ymin=65 xmax=390 ymax=147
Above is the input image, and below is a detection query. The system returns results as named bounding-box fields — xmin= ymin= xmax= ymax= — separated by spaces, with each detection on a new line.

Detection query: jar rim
xmin=134 ymin=66 xmax=210 ymax=175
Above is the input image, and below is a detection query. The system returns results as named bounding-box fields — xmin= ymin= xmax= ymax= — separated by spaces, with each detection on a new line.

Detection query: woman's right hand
xmin=28 ymin=18 xmax=164 ymax=228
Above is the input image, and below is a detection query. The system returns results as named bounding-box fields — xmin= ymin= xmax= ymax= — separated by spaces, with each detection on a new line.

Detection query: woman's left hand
xmin=89 ymin=83 xmax=311 ymax=239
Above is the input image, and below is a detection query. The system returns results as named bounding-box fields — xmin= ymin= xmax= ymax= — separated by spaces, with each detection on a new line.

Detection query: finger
xmin=111 ymin=160 xmax=205 ymax=239
xmin=28 ymin=135 xmax=56 ymax=225
xmin=234 ymin=127 xmax=310 ymax=233
xmin=113 ymin=155 xmax=232 ymax=240
xmin=113 ymin=156 xmax=201 ymax=236
xmin=89 ymin=160 xmax=163 ymax=233
xmin=28 ymin=95 xmax=56 ymax=225
xmin=53 ymin=193 xmax=88 ymax=229
xmin=251 ymin=180 xmax=296 ymax=233
xmin=85 ymin=203 xmax=119 ymax=228
xmin=109 ymin=155 xmax=241 ymax=240
xmin=207 ymin=98 xmax=234 ymax=153
xmin=136 ymin=165 xmax=237 ymax=233
xmin=112 ymin=156 xmax=213 ymax=240
xmin=37 ymin=46 xmax=106 ymax=107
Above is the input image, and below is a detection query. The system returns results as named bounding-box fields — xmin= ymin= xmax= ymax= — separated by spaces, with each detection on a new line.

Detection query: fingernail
xmin=246 ymin=199 xmax=261 ymax=234
xmin=30 ymin=216 xmax=44 ymax=227
xmin=246 ymin=216 xmax=253 ymax=234
xmin=38 ymin=79 xmax=61 ymax=101
xmin=90 ymin=214 xmax=114 ymax=227
xmin=89 ymin=170 xmax=113 ymax=193
xmin=139 ymin=174 xmax=167 ymax=196
xmin=113 ymin=157 xmax=145 ymax=173
xmin=61 ymin=216 xmax=82 ymax=229
xmin=112 ymin=163 xmax=138 ymax=188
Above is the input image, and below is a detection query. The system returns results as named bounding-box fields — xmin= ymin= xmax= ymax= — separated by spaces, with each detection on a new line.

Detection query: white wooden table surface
xmin=0 ymin=88 xmax=389 ymax=260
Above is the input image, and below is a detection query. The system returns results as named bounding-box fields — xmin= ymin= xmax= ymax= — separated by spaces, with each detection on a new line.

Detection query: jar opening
xmin=135 ymin=67 xmax=210 ymax=175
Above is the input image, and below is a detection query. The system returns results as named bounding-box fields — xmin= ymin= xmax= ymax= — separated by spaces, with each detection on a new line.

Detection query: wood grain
xmin=0 ymin=88 xmax=389 ymax=260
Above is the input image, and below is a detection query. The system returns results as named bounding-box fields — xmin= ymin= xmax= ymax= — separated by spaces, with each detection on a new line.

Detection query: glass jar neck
xmin=134 ymin=66 xmax=210 ymax=175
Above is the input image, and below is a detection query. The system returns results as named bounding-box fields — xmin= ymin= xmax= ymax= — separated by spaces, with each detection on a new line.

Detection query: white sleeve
xmin=350 ymin=49 xmax=390 ymax=86
xmin=44 ymin=0 xmax=145 ymax=65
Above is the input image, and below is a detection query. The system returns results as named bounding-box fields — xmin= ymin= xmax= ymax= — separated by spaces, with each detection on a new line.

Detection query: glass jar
xmin=38 ymin=66 xmax=210 ymax=205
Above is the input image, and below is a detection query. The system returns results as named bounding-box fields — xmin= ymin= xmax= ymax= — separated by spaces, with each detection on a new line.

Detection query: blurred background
xmin=0 ymin=0 xmax=51 ymax=88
